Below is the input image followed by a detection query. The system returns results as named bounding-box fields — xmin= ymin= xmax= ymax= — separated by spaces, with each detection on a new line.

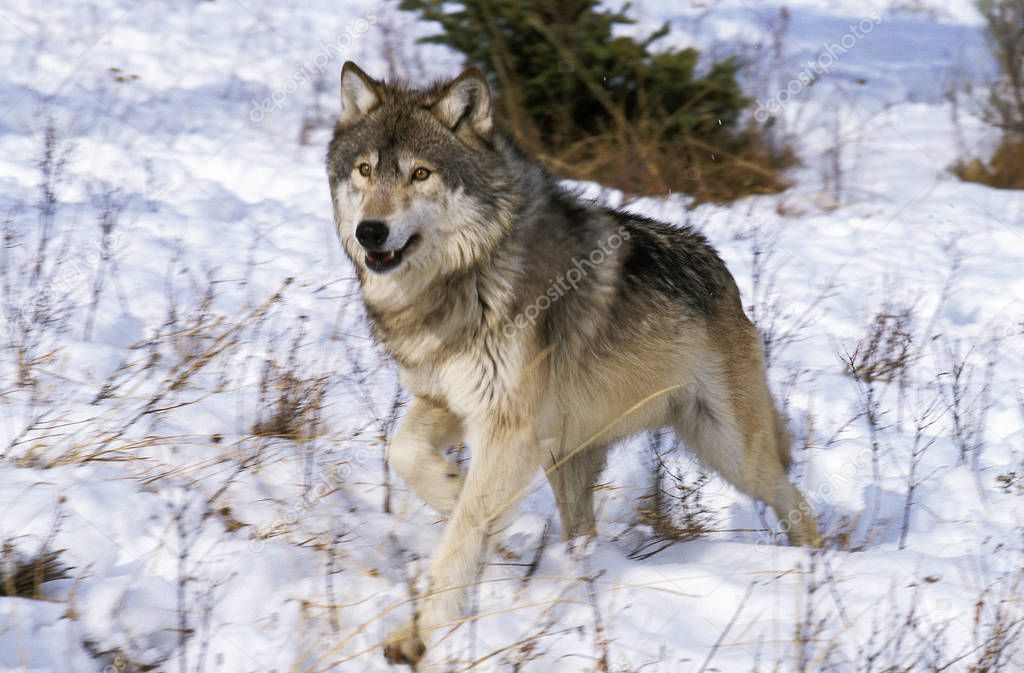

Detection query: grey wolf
xmin=326 ymin=62 xmax=820 ymax=666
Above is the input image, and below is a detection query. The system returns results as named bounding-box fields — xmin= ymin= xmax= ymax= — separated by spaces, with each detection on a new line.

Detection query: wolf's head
xmin=327 ymin=63 xmax=525 ymax=289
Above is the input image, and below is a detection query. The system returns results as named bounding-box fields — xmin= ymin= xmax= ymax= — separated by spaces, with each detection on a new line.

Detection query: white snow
xmin=0 ymin=0 xmax=1022 ymax=671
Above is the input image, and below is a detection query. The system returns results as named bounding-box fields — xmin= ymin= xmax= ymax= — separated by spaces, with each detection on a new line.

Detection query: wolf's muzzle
xmin=355 ymin=219 xmax=389 ymax=250
xmin=355 ymin=219 xmax=418 ymax=273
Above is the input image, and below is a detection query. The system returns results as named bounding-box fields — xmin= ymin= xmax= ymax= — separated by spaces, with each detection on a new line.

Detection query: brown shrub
xmin=953 ymin=134 xmax=1024 ymax=189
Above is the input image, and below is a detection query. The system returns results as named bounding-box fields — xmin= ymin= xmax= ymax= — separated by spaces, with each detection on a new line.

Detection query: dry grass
xmin=544 ymin=122 xmax=796 ymax=204
xmin=842 ymin=305 xmax=916 ymax=384
xmin=996 ymin=467 xmax=1024 ymax=494
xmin=251 ymin=329 xmax=328 ymax=441
xmin=0 ymin=545 xmax=69 ymax=599
xmin=630 ymin=433 xmax=715 ymax=560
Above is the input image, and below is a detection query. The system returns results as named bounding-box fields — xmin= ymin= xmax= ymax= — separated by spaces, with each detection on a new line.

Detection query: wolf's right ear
xmin=340 ymin=62 xmax=381 ymax=126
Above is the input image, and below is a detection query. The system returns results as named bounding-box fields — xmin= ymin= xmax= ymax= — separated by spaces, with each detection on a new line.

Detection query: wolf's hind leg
xmin=672 ymin=391 xmax=819 ymax=547
xmin=389 ymin=396 xmax=464 ymax=514
xmin=546 ymin=444 xmax=609 ymax=540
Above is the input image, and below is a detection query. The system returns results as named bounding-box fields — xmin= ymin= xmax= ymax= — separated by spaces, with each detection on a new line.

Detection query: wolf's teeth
xmin=367 ymin=249 xmax=397 ymax=264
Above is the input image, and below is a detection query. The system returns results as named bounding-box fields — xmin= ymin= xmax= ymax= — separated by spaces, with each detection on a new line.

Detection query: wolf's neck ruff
xmin=362 ymin=229 xmax=531 ymax=368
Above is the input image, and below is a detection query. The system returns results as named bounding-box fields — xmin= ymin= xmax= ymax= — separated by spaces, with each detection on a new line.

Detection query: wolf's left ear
xmin=340 ymin=62 xmax=381 ymax=126
xmin=431 ymin=68 xmax=493 ymax=141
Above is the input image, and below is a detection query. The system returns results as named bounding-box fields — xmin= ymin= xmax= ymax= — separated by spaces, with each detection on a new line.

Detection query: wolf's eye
xmin=357 ymin=162 xmax=371 ymax=177
xmin=412 ymin=167 xmax=431 ymax=182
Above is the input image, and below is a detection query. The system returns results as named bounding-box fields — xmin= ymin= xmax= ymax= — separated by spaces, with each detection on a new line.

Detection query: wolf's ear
xmin=340 ymin=62 xmax=380 ymax=126
xmin=431 ymin=68 xmax=493 ymax=141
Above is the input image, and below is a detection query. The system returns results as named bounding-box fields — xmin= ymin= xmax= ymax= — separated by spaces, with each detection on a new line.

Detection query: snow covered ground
xmin=0 ymin=0 xmax=1022 ymax=671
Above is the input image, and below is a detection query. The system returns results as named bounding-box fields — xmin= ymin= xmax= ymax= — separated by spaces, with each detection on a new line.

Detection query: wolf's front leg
xmin=389 ymin=396 xmax=464 ymax=514
xmin=384 ymin=422 xmax=540 ymax=666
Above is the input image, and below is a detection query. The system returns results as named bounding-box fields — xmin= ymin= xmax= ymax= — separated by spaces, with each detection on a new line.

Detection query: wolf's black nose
xmin=356 ymin=220 xmax=389 ymax=250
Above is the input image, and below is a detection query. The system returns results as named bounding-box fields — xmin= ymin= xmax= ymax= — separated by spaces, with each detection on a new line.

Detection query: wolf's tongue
xmin=368 ymin=250 xmax=396 ymax=262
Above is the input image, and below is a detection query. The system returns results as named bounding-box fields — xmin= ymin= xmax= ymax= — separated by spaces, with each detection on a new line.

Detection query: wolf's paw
xmin=786 ymin=517 xmax=822 ymax=549
xmin=383 ymin=624 xmax=426 ymax=667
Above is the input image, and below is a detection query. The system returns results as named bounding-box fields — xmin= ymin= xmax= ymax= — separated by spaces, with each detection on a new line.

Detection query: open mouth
xmin=365 ymin=235 xmax=419 ymax=273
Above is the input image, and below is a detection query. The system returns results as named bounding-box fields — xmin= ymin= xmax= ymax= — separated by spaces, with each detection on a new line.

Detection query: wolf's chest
xmin=399 ymin=349 xmax=508 ymax=421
